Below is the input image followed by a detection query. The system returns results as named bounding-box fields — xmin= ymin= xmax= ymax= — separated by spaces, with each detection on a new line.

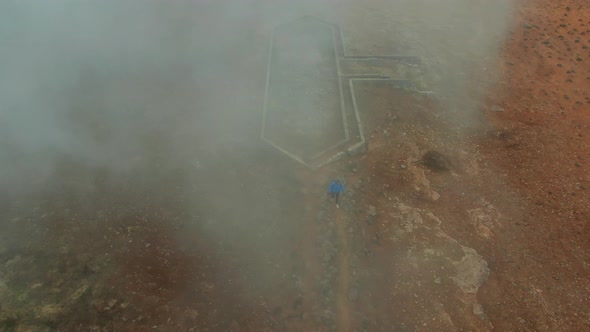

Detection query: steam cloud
xmin=0 ymin=0 xmax=514 ymax=327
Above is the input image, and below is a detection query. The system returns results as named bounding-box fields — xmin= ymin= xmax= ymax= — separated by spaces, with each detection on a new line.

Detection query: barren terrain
xmin=1 ymin=0 xmax=589 ymax=331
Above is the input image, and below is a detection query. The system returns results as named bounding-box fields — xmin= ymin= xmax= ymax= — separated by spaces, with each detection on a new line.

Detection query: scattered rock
xmin=348 ymin=287 xmax=359 ymax=301
xmin=5 ymin=255 xmax=22 ymax=267
xmin=105 ymin=298 xmax=118 ymax=310
xmin=490 ymin=105 xmax=504 ymax=112
xmin=35 ymin=304 xmax=64 ymax=323
xmin=472 ymin=303 xmax=485 ymax=317
xmin=366 ymin=206 xmax=377 ymax=224
xmin=368 ymin=206 xmax=377 ymax=217
xmin=70 ymin=285 xmax=89 ymax=302
xmin=451 ymin=246 xmax=490 ymax=293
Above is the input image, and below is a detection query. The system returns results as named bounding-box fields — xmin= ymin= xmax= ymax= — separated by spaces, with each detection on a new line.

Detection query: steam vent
xmin=261 ymin=16 xmax=422 ymax=169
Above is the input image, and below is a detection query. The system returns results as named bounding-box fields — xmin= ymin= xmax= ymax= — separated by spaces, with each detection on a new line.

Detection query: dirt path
xmin=334 ymin=206 xmax=352 ymax=332
xmin=292 ymin=177 xmax=327 ymax=330
xmin=297 ymin=169 xmax=355 ymax=331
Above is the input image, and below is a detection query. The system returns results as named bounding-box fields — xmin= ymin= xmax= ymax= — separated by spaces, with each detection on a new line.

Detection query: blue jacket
xmin=329 ymin=181 xmax=345 ymax=193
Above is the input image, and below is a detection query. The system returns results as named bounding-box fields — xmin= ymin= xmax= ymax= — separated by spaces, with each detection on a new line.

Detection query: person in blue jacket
xmin=328 ymin=179 xmax=345 ymax=206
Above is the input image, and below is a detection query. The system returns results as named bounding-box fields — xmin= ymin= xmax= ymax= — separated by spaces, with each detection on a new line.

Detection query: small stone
xmin=400 ymin=164 xmax=407 ymax=169
xmin=70 ymin=285 xmax=89 ymax=301
xmin=5 ymin=256 xmax=22 ymax=266
xmin=328 ymin=265 xmax=337 ymax=274
xmin=490 ymin=105 xmax=504 ymax=112
xmin=368 ymin=206 xmax=377 ymax=217
xmin=36 ymin=304 xmax=64 ymax=323
xmin=472 ymin=304 xmax=484 ymax=316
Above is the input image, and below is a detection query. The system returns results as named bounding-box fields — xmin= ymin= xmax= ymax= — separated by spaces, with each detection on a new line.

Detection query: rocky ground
xmin=1 ymin=0 xmax=589 ymax=331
